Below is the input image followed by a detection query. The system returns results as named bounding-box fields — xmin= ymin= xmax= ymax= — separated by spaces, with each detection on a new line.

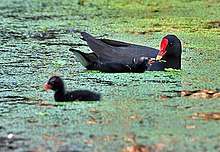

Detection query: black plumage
xmin=44 ymin=76 xmax=101 ymax=101
xmin=70 ymin=32 xmax=182 ymax=71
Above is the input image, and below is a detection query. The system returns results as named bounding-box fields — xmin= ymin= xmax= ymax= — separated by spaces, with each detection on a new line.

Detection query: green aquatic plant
xmin=78 ymin=0 xmax=87 ymax=5
xmin=1 ymin=0 xmax=220 ymax=151
xmin=52 ymin=60 xmax=67 ymax=66
xmin=165 ymin=68 xmax=181 ymax=72
xmin=38 ymin=25 xmax=48 ymax=33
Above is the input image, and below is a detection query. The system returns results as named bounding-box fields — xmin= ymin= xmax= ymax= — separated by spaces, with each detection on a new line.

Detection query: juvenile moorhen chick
xmin=69 ymin=32 xmax=182 ymax=71
xmin=86 ymin=57 xmax=154 ymax=73
xmin=44 ymin=76 xmax=101 ymax=101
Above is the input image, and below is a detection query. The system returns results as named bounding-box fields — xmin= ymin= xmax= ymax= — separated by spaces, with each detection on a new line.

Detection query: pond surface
xmin=0 ymin=0 xmax=220 ymax=151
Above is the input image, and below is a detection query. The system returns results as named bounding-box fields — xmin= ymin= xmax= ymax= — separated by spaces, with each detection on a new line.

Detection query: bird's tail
xmin=81 ymin=32 xmax=95 ymax=41
xmin=69 ymin=48 xmax=90 ymax=67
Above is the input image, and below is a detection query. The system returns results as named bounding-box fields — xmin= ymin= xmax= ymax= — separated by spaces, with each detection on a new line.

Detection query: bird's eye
xmin=169 ymin=42 xmax=173 ymax=46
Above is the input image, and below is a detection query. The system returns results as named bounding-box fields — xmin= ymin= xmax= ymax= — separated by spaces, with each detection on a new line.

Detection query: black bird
xmin=85 ymin=56 xmax=153 ymax=73
xmin=69 ymin=32 xmax=182 ymax=71
xmin=44 ymin=76 xmax=101 ymax=101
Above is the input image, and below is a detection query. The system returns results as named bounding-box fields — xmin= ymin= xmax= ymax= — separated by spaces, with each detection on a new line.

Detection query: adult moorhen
xmin=44 ymin=76 xmax=101 ymax=101
xmin=70 ymin=32 xmax=182 ymax=71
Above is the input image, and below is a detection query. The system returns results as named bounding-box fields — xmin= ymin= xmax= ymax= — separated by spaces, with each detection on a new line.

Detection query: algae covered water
xmin=0 ymin=0 xmax=220 ymax=151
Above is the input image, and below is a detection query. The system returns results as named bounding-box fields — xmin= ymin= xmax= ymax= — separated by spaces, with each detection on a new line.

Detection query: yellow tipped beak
xmin=42 ymin=86 xmax=48 ymax=91
xmin=156 ymin=55 xmax=163 ymax=61
xmin=42 ymin=84 xmax=51 ymax=91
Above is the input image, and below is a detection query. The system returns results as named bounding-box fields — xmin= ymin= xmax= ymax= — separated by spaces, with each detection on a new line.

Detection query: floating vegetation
xmin=0 ymin=0 xmax=220 ymax=151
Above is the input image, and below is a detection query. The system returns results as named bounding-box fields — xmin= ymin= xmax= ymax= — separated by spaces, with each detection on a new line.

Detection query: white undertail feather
xmin=73 ymin=51 xmax=89 ymax=67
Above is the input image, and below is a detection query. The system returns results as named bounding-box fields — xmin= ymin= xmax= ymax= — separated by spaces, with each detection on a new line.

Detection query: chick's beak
xmin=43 ymin=84 xmax=51 ymax=91
xmin=156 ymin=38 xmax=168 ymax=61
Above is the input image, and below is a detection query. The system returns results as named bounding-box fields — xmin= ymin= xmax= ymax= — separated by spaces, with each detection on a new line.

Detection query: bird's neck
xmin=163 ymin=56 xmax=181 ymax=69
xmin=54 ymin=89 xmax=66 ymax=101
